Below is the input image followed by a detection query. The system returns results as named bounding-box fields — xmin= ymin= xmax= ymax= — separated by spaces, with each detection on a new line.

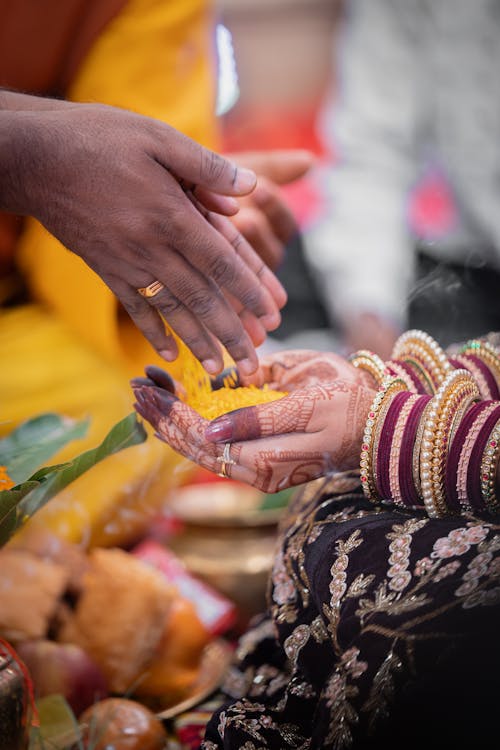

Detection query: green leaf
xmin=29 ymin=694 xmax=81 ymax=750
xmin=0 ymin=483 xmax=39 ymax=546
xmin=0 ymin=413 xmax=146 ymax=544
xmin=0 ymin=414 xmax=89 ymax=484
xmin=259 ymin=486 xmax=294 ymax=511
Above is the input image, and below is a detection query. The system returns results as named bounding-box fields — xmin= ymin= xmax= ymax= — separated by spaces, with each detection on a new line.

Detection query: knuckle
xmin=220 ymin=330 xmax=245 ymax=352
xmin=122 ymin=296 xmax=148 ymax=317
xmin=185 ymin=291 xmax=217 ymax=317
xmin=157 ymin=295 xmax=183 ymax=315
xmin=210 ymin=257 xmax=235 ymax=285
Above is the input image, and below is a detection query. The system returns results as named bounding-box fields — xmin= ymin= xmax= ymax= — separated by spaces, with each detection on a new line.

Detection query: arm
xmin=0 ymin=94 xmax=287 ymax=375
xmin=304 ymin=0 xmax=423 ymax=357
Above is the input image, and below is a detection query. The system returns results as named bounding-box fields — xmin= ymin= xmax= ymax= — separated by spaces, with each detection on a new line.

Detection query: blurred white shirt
xmin=304 ymin=0 xmax=500 ymax=331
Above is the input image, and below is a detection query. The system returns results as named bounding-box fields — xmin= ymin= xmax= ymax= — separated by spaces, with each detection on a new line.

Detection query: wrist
xmin=0 ymin=109 xmax=49 ymax=216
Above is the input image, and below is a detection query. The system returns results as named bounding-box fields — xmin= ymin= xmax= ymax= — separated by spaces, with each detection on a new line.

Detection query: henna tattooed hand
xmin=131 ymin=353 xmax=376 ymax=493
xmin=237 ymin=349 xmax=376 ymax=390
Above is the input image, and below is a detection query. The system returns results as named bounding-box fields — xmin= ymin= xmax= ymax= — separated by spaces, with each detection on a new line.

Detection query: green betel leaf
xmin=0 ymin=483 xmax=39 ymax=546
xmin=0 ymin=413 xmax=147 ymax=543
xmin=29 ymin=694 xmax=81 ymax=750
xmin=0 ymin=413 xmax=89 ymax=484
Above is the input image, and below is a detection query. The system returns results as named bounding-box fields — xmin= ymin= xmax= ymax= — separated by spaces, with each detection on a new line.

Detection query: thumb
xmin=229 ymin=149 xmax=316 ymax=185
xmin=204 ymin=391 xmax=312 ymax=443
xmin=153 ymin=123 xmax=257 ymax=195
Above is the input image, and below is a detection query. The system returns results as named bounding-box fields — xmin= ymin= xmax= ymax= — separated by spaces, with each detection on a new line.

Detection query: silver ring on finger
xmin=216 ymin=442 xmax=237 ymax=478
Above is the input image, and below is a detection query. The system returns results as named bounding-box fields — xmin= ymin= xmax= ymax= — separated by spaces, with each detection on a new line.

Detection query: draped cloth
xmin=202 ymin=473 xmax=500 ymax=749
xmin=0 ymin=0 xmax=219 ymax=546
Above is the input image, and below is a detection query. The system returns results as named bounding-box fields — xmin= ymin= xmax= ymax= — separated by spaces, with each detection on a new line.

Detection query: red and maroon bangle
xmin=466 ymin=405 xmax=500 ymax=512
xmin=385 ymin=360 xmax=427 ymax=394
xmin=450 ymin=355 xmax=500 ymax=400
xmin=480 ymin=419 xmax=500 ymax=513
xmin=375 ymin=391 xmax=414 ymax=500
xmin=399 ymin=395 xmax=431 ymax=508
xmin=446 ymin=401 xmax=494 ymax=513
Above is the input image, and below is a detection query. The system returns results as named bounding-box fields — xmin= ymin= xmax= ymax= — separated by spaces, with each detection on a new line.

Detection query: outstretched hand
xmin=1 ymin=97 xmax=288 ymax=375
xmin=131 ymin=351 xmax=376 ymax=493
xmin=229 ymin=150 xmax=315 ymax=269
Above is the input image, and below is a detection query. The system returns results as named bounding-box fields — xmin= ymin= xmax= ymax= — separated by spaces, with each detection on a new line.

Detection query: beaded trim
xmin=360 ymin=376 xmax=408 ymax=502
xmin=349 ymin=349 xmax=387 ymax=385
xmin=458 ymin=340 xmax=500 ymax=399
xmin=481 ymin=418 xmax=500 ymax=513
xmin=456 ymin=402 xmax=498 ymax=511
xmin=389 ymin=394 xmax=420 ymax=506
xmin=392 ymin=329 xmax=452 ymax=394
xmin=419 ymin=369 xmax=480 ymax=518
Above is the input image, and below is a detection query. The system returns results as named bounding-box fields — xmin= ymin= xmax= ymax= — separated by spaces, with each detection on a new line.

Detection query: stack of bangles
xmin=350 ymin=330 xmax=500 ymax=518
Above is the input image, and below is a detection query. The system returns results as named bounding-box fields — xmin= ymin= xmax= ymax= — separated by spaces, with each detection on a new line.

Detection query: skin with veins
xmin=132 ymin=352 xmax=376 ymax=493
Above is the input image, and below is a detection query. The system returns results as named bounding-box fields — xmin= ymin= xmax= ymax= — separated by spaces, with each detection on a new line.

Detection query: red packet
xmin=131 ymin=539 xmax=237 ymax=637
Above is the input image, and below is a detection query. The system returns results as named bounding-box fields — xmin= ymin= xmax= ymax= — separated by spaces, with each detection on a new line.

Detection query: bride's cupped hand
xmin=131 ymin=351 xmax=376 ymax=493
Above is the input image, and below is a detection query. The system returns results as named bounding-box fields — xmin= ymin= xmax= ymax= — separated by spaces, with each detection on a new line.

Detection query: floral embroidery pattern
xmin=203 ymin=477 xmax=500 ymax=749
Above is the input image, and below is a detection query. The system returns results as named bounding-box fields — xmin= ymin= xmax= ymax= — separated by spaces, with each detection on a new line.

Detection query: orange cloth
xmin=1 ymin=0 xmax=220 ymax=546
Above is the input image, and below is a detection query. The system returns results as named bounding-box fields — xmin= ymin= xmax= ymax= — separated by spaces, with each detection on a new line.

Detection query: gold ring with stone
xmin=138 ymin=280 xmax=165 ymax=298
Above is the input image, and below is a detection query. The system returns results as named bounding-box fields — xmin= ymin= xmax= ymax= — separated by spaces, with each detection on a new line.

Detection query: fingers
xmin=231 ymin=205 xmax=285 ymax=270
xmin=138 ymin=250 xmax=260 ymax=375
xmin=207 ymin=209 xmax=287 ymax=312
xmin=132 ymin=383 xmax=218 ymax=470
xmin=252 ymin=178 xmax=298 ymax=244
xmin=103 ymin=273 xmax=180 ymax=361
xmin=152 ymin=124 xmax=257 ymax=196
xmin=204 ymin=387 xmax=323 ymax=443
xmin=143 ymin=365 xmax=176 ymax=392
xmin=162 ymin=184 xmax=284 ymax=331
xmin=229 ymin=149 xmax=316 ymax=185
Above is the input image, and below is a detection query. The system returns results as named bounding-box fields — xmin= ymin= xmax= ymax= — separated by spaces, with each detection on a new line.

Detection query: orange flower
xmin=0 ymin=466 xmax=15 ymax=491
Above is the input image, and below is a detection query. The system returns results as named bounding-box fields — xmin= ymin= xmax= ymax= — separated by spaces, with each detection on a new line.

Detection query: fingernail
xmin=235 ymin=167 xmax=256 ymax=193
xmin=211 ymin=367 xmax=240 ymax=391
xmin=202 ymin=359 xmax=221 ymax=375
xmin=130 ymin=377 xmax=155 ymax=388
xmin=152 ymin=387 xmax=176 ymax=409
xmin=205 ymin=417 xmax=233 ymax=442
xmin=160 ymin=349 xmax=177 ymax=362
xmin=237 ymin=358 xmax=257 ymax=376
xmin=259 ymin=311 xmax=281 ymax=331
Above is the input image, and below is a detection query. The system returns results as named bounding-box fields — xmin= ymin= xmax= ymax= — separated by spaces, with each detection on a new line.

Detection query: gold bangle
xmin=480 ymin=419 xmax=500 ymax=513
xmin=419 ymin=370 xmax=480 ymax=518
xmin=459 ymin=339 xmax=500 ymax=390
xmin=349 ymin=349 xmax=387 ymax=386
xmin=392 ymin=329 xmax=451 ymax=393
xmin=360 ymin=376 xmax=408 ymax=502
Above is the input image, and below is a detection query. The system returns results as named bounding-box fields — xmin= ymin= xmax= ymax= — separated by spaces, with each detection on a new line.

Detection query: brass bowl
xmin=167 ymin=482 xmax=284 ymax=628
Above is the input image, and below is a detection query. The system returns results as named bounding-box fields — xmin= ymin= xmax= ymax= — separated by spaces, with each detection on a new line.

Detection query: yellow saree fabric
xmin=1 ymin=0 xmax=220 ymax=547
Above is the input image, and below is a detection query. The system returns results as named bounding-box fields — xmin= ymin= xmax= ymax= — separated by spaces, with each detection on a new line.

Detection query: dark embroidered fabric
xmin=202 ymin=473 xmax=500 ymax=749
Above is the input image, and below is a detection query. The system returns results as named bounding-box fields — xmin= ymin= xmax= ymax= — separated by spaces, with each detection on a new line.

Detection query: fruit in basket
xmin=16 ymin=639 xmax=107 ymax=716
xmin=80 ymin=697 xmax=166 ymax=750
xmin=134 ymin=597 xmax=211 ymax=703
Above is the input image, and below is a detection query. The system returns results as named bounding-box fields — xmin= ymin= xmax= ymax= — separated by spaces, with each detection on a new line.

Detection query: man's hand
xmin=0 ymin=96 xmax=288 ymax=375
xmin=230 ymin=150 xmax=315 ymax=269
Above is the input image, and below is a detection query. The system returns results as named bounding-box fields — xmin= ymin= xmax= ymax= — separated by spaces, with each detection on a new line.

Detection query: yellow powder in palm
xmin=171 ymin=332 xmax=286 ymax=419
